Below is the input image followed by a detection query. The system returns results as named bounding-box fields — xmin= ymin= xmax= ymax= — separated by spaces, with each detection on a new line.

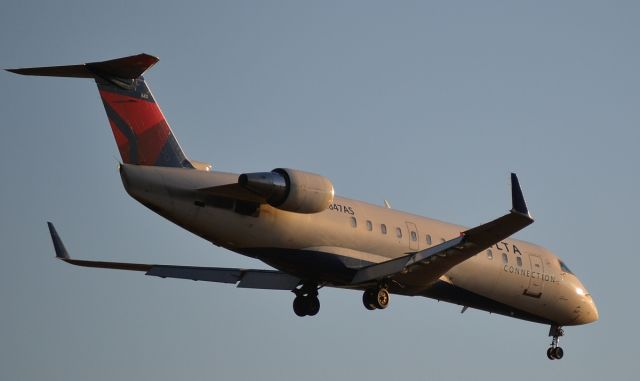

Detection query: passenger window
xmin=486 ymin=249 xmax=493 ymax=260
xmin=351 ymin=217 xmax=357 ymax=228
xmin=502 ymin=253 xmax=508 ymax=265
xmin=410 ymin=231 xmax=417 ymax=241
xmin=426 ymin=234 xmax=432 ymax=245
xmin=517 ymin=257 xmax=523 ymax=267
xmin=381 ymin=224 xmax=387 ymax=235
xmin=396 ymin=227 xmax=402 ymax=238
xmin=366 ymin=220 xmax=373 ymax=231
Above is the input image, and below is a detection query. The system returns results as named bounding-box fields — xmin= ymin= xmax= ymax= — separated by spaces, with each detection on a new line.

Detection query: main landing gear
xmin=292 ymin=283 xmax=320 ymax=317
xmin=547 ymin=325 xmax=565 ymax=360
xmin=292 ymin=283 xmax=391 ymax=317
xmin=362 ymin=286 xmax=390 ymax=310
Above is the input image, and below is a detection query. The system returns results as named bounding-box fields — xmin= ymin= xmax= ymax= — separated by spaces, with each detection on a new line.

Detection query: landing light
xmin=576 ymin=288 xmax=585 ymax=296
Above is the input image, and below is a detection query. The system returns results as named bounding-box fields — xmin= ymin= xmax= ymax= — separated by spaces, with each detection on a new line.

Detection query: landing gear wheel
xmin=293 ymin=296 xmax=307 ymax=317
xmin=546 ymin=347 xmax=564 ymax=360
xmin=306 ymin=296 xmax=320 ymax=316
xmin=362 ymin=287 xmax=391 ymax=310
xmin=375 ymin=288 xmax=390 ymax=309
xmin=552 ymin=347 xmax=564 ymax=360
xmin=363 ymin=290 xmax=376 ymax=310
xmin=546 ymin=325 xmax=565 ymax=360
xmin=292 ymin=283 xmax=321 ymax=317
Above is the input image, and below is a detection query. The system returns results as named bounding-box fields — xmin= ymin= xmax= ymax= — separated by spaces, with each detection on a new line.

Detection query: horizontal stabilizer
xmin=6 ymin=53 xmax=158 ymax=80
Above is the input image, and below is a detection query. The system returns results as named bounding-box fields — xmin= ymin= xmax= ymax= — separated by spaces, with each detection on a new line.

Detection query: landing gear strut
xmin=292 ymin=283 xmax=320 ymax=317
xmin=547 ymin=325 xmax=564 ymax=360
xmin=363 ymin=286 xmax=390 ymax=310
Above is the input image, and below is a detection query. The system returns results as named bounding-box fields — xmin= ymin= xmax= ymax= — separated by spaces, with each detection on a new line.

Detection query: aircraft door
xmin=524 ymin=254 xmax=544 ymax=298
xmin=406 ymin=222 xmax=419 ymax=251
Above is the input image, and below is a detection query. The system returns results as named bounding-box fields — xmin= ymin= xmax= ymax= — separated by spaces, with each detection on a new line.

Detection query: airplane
xmin=7 ymin=53 xmax=598 ymax=360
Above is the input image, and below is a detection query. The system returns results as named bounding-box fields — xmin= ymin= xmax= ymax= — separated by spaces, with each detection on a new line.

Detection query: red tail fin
xmin=7 ymin=54 xmax=193 ymax=168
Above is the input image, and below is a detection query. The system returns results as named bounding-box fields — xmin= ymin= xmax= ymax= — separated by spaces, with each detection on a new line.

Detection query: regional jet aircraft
xmin=7 ymin=54 xmax=598 ymax=360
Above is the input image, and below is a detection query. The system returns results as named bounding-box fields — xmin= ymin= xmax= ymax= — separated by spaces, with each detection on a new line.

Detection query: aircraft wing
xmin=351 ymin=173 xmax=534 ymax=294
xmin=47 ymin=223 xmax=301 ymax=290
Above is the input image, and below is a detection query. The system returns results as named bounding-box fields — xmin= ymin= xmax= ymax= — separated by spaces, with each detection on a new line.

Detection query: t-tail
xmin=7 ymin=54 xmax=194 ymax=168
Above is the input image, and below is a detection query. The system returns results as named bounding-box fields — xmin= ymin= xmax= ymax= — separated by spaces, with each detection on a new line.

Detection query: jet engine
xmin=238 ymin=168 xmax=334 ymax=213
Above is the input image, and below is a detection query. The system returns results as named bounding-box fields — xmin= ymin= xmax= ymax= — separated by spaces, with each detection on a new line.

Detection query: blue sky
xmin=1 ymin=1 xmax=638 ymax=379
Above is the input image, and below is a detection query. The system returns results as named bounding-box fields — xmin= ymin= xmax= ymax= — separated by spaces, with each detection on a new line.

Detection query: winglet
xmin=510 ymin=173 xmax=530 ymax=217
xmin=47 ymin=222 xmax=70 ymax=259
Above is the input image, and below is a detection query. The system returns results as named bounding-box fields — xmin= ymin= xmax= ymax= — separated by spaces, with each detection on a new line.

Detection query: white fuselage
xmin=120 ymin=164 xmax=598 ymax=326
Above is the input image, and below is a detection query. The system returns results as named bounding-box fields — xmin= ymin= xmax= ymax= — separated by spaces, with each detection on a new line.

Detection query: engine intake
xmin=238 ymin=168 xmax=334 ymax=213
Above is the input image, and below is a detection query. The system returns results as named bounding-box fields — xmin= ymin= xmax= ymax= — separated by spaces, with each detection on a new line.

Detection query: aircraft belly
xmin=421 ymin=281 xmax=554 ymax=325
xmin=238 ymin=247 xmax=365 ymax=283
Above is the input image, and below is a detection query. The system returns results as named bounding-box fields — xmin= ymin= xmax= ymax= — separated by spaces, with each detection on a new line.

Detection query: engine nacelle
xmin=238 ymin=168 xmax=334 ymax=213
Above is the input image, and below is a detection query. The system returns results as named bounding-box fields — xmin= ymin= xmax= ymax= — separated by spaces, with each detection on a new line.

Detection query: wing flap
xmin=237 ymin=271 xmax=301 ymax=290
xmin=147 ymin=265 xmax=243 ymax=283
xmin=351 ymin=236 xmax=465 ymax=284
xmin=146 ymin=266 xmax=300 ymax=290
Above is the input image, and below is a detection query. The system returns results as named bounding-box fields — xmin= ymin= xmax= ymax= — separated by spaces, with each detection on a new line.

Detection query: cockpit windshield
xmin=559 ymin=260 xmax=574 ymax=274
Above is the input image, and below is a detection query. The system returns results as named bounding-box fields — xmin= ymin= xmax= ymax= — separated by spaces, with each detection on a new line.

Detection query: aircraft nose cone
xmin=576 ymin=295 xmax=599 ymax=324
xmin=564 ymin=276 xmax=599 ymax=325
xmin=586 ymin=297 xmax=599 ymax=323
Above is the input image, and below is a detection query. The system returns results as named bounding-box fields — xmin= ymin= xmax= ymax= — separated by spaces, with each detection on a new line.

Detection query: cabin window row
xmin=350 ymin=217 xmax=439 ymax=245
xmin=485 ymin=249 xmax=523 ymax=267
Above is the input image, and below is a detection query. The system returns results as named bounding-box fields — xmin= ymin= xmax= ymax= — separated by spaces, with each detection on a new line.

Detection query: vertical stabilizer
xmin=7 ymin=54 xmax=193 ymax=168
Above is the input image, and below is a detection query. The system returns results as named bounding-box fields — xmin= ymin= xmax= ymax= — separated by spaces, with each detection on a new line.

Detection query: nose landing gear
xmin=547 ymin=325 xmax=565 ymax=360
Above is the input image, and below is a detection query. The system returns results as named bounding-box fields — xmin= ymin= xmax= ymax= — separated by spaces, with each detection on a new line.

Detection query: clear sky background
xmin=1 ymin=1 xmax=638 ymax=380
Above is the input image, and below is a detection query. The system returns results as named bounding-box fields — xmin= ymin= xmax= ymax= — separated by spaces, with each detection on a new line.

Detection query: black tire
xmin=306 ymin=296 xmax=320 ymax=316
xmin=363 ymin=290 xmax=376 ymax=310
xmin=375 ymin=288 xmax=390 ymax=309
xmin=547 ymin=347 xmax=556 ymax=360
xmin=293 ymin=296 xmax=307 ymax=317
xmin=553 ymin=347 xmax=564 ymax=360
